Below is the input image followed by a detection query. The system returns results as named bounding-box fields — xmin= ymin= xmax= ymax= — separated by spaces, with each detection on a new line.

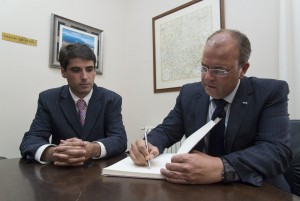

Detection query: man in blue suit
xmin=20 ymin=43 xmax=127 ymax=166
xmin=130 ymin=29 xmax=292 ymax=191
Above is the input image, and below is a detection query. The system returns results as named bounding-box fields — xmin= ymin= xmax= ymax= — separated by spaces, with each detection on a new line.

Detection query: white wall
xmin=0 ymin=0 xmax=294 ymax=158
xmin=224 ymin=0 xmax=279 ymax=78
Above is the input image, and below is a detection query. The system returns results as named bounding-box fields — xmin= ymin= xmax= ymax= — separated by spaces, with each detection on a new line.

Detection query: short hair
xmin=206 ymin=29 xmax=252 ymax=65
xmin=58 ymin=43 xmax=96 ymax=70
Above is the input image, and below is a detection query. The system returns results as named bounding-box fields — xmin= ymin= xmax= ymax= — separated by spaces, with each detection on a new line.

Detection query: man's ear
xmin=239 ymin=62 xmax=250 ymax=79
xmin=61 ymin=68 xmax=66 ymax=78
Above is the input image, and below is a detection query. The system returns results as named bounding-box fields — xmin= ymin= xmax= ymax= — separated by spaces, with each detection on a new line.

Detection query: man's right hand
xmin=129 ymin=139 xmax=159 ymax=166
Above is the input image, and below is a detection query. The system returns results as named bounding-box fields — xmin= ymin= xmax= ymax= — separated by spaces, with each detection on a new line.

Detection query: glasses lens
xmin=200 ymin=66 xmax=208 ymax=73
xmin=212 ymin=69 xmax=227 ymax=77
xmin=200 ymin=66 xmax=230 ymax=77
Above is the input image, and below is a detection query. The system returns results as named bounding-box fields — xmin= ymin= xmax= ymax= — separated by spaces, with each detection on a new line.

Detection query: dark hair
xmin=58 ymin=43 xmax=96 ymax=70
xmin=206 ymin=29 xmax=252 ymax=65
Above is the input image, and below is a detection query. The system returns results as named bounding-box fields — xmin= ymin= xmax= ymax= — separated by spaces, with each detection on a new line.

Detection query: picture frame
xmin=49 ymin=14 xmax=104 ymax=75
xmin=152 ymin=0 xmax=224 ymax=93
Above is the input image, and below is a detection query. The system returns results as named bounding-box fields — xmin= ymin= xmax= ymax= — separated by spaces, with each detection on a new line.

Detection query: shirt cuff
xmin=35 ymin=144 xmax=57 ymax=164
xmin=92 ymin=141 xmax=107 ymax=159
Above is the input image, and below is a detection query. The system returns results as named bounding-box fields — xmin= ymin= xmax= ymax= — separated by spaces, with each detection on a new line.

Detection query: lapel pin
xmin=242 ymin=102 xmax=248 ymax=105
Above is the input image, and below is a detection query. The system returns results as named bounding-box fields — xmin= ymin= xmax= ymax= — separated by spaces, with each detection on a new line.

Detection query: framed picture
xmin=152 ymin=0 xmax=224 ymax=93
xmin=50 ymin=14 xmax=104 ymax=75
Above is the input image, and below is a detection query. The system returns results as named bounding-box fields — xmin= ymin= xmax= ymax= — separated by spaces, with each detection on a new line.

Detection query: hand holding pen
xmin=129 ymin=135 xmax=159 ymax=167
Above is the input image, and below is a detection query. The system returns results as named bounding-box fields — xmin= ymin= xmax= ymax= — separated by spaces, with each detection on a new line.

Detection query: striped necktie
xmin=77 ymin=99 xmax=87 ymax=126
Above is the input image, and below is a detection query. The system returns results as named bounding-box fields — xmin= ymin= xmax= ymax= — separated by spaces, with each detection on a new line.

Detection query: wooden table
xmin=0 ymin=154 xmax=299 ymax=201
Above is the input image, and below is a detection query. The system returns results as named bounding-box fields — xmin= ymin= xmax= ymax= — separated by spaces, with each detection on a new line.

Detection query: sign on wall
xmin=2 ymin=32 xmax=37 ymax=46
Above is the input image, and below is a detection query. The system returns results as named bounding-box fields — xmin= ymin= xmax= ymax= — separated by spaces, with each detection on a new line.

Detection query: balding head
xmin=206 ymin=29 xmax=251 ymax=65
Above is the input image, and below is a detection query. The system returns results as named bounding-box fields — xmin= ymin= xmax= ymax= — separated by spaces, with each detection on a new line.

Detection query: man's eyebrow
xmin=201 ymin=63 xmax=227 ymax=69
xmin=69 ymin=66 xmax=94 ymax=69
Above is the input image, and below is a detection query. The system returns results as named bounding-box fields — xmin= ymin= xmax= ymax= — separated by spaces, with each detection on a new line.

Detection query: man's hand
xmin=160 ymin=151 xmax=224 ymax=184
xmin=82 ymin=141 xmax=101 ymax=159
xmin=129 ymin=139 xmax=159 ymax=166
xmin=41 ymin=138 xmax=101 ymax=166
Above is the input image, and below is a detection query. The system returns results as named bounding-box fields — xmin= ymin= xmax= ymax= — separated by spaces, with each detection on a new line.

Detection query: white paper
xmin=176 ymin=118 xmax=220 ymax=154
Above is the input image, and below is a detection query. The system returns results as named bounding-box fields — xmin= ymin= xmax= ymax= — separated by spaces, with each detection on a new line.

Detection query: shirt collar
xmin=69 ymin=88 xmax=93 ymax=106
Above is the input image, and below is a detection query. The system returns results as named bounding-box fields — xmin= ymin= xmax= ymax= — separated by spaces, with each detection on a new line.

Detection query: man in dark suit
xmin=130 ymin=29 xmax=292 ymax=191
xmin=20 ymin=43 xmax=127 ymax=166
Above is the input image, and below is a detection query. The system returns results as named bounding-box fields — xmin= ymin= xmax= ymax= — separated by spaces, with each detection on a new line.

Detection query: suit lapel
xmin=194 ymin=88 xmax=210 ymax=149
xmin=195 ymin=92 xmax=210 ymax=130
xmin=225 ymin=78 xmax=253 ymax=152
xmin=60 ymin=86 xmax=82 ymax=137
xmin=82 ymin=86 xmax=103 ymax=140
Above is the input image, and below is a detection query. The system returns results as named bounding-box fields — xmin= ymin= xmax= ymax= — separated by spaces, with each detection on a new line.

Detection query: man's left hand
xmin=160 ymin=151 xmax=224 ymax=184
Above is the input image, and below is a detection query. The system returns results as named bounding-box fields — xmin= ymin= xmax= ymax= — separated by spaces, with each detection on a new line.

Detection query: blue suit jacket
xmin=20 ymin=84 xmax=127 ymax=161
xmin=147 ymin=77 xmax=292 ymax=190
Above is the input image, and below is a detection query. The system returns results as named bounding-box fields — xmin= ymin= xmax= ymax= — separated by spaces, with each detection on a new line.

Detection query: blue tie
xmin=208 ymin=99 xmax=228 ymax=156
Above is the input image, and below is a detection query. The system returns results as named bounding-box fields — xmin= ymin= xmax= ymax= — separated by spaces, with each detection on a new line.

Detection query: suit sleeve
xmin=96 ymin=94 xmax=127 ymax=158
xmin=19 ymin=93 xmax=53 ymax=161
xmin=147 ymin=87 xmax=187 ymax=154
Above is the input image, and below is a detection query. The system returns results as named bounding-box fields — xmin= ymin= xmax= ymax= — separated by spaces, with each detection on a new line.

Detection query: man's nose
xmin=81 ymin=71 xmax=88 ymax=79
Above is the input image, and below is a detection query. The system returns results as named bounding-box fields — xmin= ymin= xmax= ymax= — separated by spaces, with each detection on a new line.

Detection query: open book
xmin=102 ymin=118 xmax=220 ymax=179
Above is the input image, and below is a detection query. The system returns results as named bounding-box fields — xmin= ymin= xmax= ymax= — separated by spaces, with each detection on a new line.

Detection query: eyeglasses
xmin=200 ymin=66 xmax=233 ymax=77
xmin=194 ymin=59 xmax=237 ymax=77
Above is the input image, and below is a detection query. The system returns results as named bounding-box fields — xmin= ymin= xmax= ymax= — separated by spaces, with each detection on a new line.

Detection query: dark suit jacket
xmin=20 ymin=84 xmax=127 ymax=161
xmin=147 ymin=77 xmax=292 ymax=191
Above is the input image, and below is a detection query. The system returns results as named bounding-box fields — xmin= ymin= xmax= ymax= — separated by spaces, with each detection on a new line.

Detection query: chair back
xmin=285 ymin=120 xmax=300 ymax=196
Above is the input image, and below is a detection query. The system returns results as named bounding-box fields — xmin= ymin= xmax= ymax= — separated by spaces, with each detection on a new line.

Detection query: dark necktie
xmin=208 ymin=99 xmax=228 ymax=156
xmin=77 ymin=99 xmax=87 ymax=126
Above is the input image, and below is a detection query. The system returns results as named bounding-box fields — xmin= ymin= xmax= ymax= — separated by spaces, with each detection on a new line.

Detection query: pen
xmin=144 ymin=131 xmax=151 ymax=169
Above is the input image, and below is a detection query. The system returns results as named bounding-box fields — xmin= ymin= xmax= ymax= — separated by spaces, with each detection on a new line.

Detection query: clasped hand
xmin=43 ymin=138 xmax=100 ymax=166
xmin=130 ymin=139 xmax=223 ymax=184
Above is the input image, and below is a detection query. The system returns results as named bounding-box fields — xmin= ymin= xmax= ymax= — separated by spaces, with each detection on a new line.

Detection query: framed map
xmin=152 ymin=0 xmax=224 ymax=93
